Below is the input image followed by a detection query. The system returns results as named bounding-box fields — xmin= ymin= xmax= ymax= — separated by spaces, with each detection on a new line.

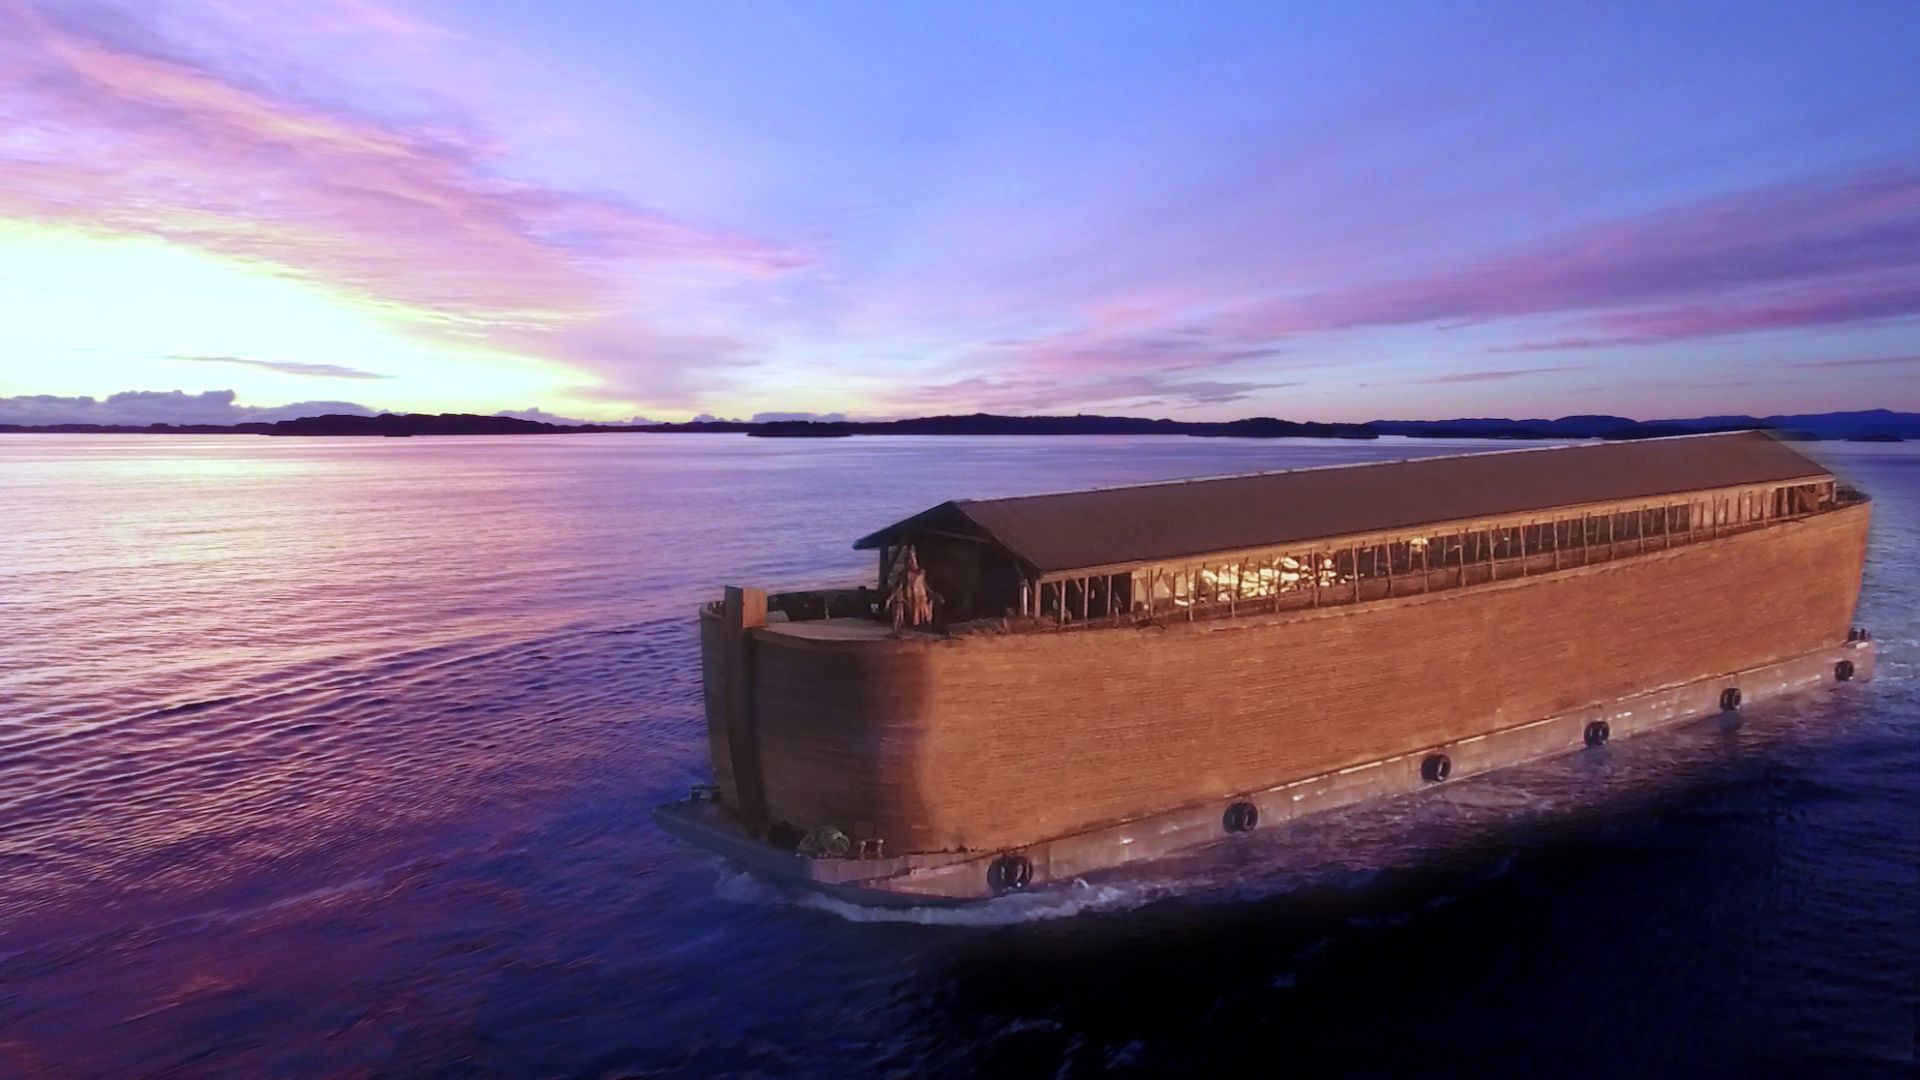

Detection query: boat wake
xmin=710 ymin=861 xmax=1182 ymax=924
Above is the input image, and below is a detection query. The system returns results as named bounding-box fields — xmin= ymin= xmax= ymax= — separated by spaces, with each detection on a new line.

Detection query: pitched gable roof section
xmin=853 ymin=431 xmax=1833 ymax=576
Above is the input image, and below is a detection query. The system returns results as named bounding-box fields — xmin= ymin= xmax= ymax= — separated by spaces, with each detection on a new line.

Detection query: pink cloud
xmin=1584 ymin=273 xmax=1920 ymax=343
xmin=979 ymin=325 xmax=1280 ymax=376
xmin=916 ymin=161 xmax=1920 ymax=414
xmin=1789 ymin=354 xmax=1920 ymax=369
xmin=1239 ymin=165 xmax=1920 ymax=344
xmin=0 ymin=0 xmax=804 ymax=328
xmin=1399 ymin=366 xmax=1578 ymax=385
xmin=880 ymin=372 xmax=1282 ymax=414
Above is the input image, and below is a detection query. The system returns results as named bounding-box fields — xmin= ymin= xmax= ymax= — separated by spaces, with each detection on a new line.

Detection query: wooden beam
xmin=719 ymin=586 xmax=769 ymax=831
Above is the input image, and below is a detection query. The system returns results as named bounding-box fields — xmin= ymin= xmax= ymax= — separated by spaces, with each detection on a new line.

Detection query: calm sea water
xmin=0 ymin=434 xmax=1914 ymax=1077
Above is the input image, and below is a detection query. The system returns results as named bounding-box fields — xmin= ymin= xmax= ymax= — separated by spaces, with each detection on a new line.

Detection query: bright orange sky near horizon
xmin=2 ymin=0 xmax=1917 ymax=426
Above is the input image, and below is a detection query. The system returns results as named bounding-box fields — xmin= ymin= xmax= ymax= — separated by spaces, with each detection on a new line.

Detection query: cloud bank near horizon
xmin=0 ymin=390 xmax=376 ymax=426
xmin=0 ymin=392 xmax=684 ymax=427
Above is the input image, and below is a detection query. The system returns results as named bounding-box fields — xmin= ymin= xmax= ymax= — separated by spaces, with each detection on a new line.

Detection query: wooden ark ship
xmin=655 ymin=431 xmax=1874 ymax=903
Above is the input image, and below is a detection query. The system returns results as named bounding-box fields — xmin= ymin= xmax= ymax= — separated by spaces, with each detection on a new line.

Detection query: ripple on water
xmin=0 ymin=435 xmax=1913 ymax=1075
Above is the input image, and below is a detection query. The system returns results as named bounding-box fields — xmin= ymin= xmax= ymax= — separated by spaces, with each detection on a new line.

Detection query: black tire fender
xmin=1223 ymin=801 xmax=1259 ymax=834
xmin=987 ymin=853 xmax=1033 ymax=893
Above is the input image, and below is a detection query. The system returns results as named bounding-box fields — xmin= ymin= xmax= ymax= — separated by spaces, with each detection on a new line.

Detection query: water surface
xmin=1 ymin=434 xmax=1914 ymax=1075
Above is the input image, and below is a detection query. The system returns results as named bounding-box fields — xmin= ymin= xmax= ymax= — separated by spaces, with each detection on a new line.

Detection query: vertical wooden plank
xmin=719 ymin=585 xmax=769 ymax=831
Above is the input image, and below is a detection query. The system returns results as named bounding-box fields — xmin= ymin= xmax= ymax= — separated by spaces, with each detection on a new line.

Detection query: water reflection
xmin=0 ymin=434 xmax=1911 ymax=1074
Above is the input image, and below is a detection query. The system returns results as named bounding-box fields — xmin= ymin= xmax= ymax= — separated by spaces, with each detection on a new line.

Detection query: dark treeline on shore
xmin=3 ymin=409 xmax=1916 ymax=441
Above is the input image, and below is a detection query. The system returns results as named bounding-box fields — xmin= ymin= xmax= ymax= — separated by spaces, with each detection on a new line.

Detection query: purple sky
xmin=1 ymin=0 xmax=1917 ymax=424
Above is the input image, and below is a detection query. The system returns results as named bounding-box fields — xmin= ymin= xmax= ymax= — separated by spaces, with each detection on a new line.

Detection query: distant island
xmin=2 ymin=409 xmax=1915 ymax=441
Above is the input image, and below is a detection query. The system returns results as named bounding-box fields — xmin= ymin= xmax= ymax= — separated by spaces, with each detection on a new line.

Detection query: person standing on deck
xmin=888 ymin=547 xmax=934 ymax=630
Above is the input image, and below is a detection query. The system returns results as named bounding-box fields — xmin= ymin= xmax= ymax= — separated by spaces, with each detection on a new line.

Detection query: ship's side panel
xmin=699 ymin=610 xmax=740 ymax=809
xmin=746 ymin=634 xmax=934 ymax=845
xmin=740 ymin=504 xmax=1868 ymax=854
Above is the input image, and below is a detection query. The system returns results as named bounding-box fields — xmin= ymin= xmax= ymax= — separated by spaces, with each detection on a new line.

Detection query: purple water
xmin=1 ymin=434 xmax=1914 ymax=1076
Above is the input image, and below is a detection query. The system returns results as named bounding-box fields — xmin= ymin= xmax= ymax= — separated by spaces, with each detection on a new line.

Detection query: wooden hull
xmin=671 ymin=502 xmax=1871 ymax=900
xmin=657 ymin=634 xmax=1874 ymax=902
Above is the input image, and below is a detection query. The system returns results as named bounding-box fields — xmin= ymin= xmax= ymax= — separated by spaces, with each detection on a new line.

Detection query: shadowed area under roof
xmin=854 ymin=431 xmax=1833 ymax=575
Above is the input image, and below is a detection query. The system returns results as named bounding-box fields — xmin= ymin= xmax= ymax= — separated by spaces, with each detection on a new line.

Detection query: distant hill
xmin=1366 ymin=410 xmax=1919 ymax=441
xmin=2 ymin=409 xmax=1914 ymax=441
xmin=1652 ymin=409 xmax=1920 ymax=440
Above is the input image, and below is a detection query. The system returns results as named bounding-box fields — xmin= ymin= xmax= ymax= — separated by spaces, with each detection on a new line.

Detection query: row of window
xmin=1031 ymin=480 xmax=1836 ymax=623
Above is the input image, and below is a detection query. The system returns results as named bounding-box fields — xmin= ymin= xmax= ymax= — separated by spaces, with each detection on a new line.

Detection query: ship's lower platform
xmin=654 ymin=636 xmax=1875 ymax=905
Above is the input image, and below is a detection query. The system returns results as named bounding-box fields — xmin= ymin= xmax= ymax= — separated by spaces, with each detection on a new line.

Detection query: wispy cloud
xmin=1788 ymin=354 xmax=1920 ymax=369
xmin=884 ymin=372 xmax=1286 ymax=414
xmin=1249 ymin=165 xmax=1920 ymax=346
xmin=888 ymin=161 xmax=1920 ymax=412
xmin=1358 ymin=366 xmax=1578 ymax=388
xmin=0 ymin=0 xmax=804 ymax=408
xmin=1412 ymin=366 xmax=1577 ymax=384
xmin=173 ymin=354 xmax=390 ymax=378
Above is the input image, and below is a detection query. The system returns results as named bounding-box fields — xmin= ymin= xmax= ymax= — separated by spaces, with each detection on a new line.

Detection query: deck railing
xmin=1032 ymin=488 xmax=1862 ymax=634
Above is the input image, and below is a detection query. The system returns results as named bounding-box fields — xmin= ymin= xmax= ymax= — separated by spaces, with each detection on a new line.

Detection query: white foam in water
xmin=794 ymin=876 xmax=1173 ymax=926
xmin=712 ymin=861 xmax=1183 ymax=925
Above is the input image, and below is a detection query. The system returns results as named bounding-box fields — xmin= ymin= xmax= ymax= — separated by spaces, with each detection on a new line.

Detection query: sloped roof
xmin=852 ymin=431 xmax=1832 ymax=575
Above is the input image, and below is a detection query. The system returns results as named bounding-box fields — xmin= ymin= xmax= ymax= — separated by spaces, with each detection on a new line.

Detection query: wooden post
xmin=718 ymin=586 xmax=769 ymax=832
xmin=1350 ymin=542 xmax=1360 ymax=603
